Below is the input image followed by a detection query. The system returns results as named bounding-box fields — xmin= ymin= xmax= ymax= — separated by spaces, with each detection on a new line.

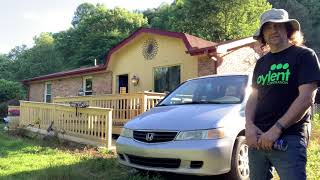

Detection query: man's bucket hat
xmin=253 ymin=8 xmax=300 ymax=40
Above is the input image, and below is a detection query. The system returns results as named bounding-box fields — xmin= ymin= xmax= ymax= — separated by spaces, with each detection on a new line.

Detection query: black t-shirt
xmin=252 ymin=45 xmax=320 ymax=136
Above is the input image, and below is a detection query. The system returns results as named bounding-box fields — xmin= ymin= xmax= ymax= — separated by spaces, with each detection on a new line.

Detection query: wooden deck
xmin=53 ymin=92 xmax=165 ymax=134
xmin=18 ymin=92 xmax=165 ymax=148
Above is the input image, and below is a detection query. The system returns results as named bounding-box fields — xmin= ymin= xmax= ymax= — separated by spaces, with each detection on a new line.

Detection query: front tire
xmin=226 ymin=136 xmax=249 ymax=180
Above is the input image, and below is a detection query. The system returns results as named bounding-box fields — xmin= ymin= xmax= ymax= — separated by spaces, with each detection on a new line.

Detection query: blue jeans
xmin=248 ymin=135 xmax=307 ymax=180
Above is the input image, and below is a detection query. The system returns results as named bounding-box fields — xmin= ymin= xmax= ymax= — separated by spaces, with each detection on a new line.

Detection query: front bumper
xmin=116 ymin=136 xmax=234 ymax=176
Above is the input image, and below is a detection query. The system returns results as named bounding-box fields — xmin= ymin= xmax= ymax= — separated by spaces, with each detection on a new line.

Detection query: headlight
xmin=120 ymin=128 xmax=133 ymax=138
xmin=175 ymin=128 xmax=224 ymax=140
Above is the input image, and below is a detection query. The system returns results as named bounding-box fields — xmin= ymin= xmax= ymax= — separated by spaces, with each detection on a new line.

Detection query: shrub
xmin=0 ymin=79 xmax=25 ymax=118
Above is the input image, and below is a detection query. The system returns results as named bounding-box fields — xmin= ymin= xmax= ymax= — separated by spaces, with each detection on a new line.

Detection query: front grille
xmin=126 ymin=154 xmax=181 ymax=168
xmin=133 ymin=131 xmax=178 ymax=143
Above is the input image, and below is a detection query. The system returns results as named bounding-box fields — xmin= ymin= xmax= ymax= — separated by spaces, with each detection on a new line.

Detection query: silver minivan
xmin=116 ymin=74 xmax=251 ymax=180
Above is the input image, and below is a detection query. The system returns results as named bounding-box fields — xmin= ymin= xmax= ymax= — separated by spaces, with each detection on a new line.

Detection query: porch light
xmin=131 ymin=75 xmax=139 ymax=86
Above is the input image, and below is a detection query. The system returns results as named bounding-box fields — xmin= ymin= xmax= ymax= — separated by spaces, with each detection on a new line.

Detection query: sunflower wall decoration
xmin=142 ymin=38 xmax=158 ymax=60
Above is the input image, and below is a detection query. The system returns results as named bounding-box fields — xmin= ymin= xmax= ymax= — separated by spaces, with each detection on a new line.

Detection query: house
xmin=22 ymin=28 xmax=263 ymax=102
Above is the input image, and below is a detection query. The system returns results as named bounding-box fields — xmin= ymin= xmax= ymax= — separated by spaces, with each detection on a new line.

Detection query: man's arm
xmin=245 ymin=88 xmax=258 ymax=126
xmin=245 ymin=88 xmax=263 ymax=147
xmin=277 ymin=83 xmax=318 ymax=128
xmin=258 ymin=82 xmax=318 ymax=150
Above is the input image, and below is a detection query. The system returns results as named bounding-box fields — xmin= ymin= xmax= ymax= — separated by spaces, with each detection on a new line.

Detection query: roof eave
xmin=22 ymin=65 xmax=106 ymax=84
xmin=187 ymin=47 xmax=217 ymax=56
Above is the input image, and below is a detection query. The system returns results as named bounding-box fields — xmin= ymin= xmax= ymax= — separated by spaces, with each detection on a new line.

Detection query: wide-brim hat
xmin=253 ymin=8 xmax=300 ymax=40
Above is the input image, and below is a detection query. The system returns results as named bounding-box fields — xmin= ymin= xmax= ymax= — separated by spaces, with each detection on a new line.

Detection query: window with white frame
xmin=83 ymin=77 xmax=93 ymax=95
xmin=44 ymin=82 xmax=52 ymax=103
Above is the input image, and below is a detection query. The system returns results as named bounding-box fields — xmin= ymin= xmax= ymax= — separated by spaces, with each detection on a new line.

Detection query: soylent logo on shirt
xmin=257 ymin=63 xmax=291 ymax=85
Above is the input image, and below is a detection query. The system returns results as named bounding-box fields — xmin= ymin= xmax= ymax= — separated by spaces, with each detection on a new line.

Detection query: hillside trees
xmin=145 ymin=0 xmax=272 ymax=41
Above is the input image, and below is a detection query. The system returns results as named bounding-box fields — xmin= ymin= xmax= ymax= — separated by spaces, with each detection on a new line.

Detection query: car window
xmin=158 ymin=75 xmax=248 ymax=106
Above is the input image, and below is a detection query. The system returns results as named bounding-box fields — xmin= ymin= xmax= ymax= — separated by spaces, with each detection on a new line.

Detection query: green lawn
xmin=306 ymin=114 xmax=320 ymax=179
xmin=0 ymin=116 xmax=319 ymax=180
xmin=0 ymin=124 xmax=162 ymax=180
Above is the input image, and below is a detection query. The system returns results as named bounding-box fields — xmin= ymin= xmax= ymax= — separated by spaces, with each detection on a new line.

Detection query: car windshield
xmin=158 ymin=75 xmax=248 ymax=106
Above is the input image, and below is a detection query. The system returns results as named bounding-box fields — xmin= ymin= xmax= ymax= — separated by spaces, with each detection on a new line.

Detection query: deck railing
xmin=53 ymin=92 xmax=165 ymax=134
xmin=20 ymin=101 xmax=113 ymax=148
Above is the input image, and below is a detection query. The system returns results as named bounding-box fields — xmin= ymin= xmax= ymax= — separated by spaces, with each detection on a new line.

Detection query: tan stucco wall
xmin=29 ymin=83 xmax=45 ymax=102
xmin=108 ymin=33 xmax=198 ymax=93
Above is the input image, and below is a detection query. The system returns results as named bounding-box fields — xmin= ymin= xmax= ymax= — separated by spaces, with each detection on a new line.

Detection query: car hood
xmin=125 ymin=104 xmax=241 ymax=131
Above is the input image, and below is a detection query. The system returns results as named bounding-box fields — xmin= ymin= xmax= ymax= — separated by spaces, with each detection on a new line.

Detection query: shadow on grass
xmin=1 ymin=158 xmax=226 ymax=180
xmin=1 ymin=157 xmax=135 ymax=180
xmin=0 ymin=123 xmax=226 ymax=180
xmin=0 ymin=129 xmax=43 ymax=158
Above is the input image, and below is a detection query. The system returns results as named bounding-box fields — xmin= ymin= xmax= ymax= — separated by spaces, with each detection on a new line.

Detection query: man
xmin=245 ymin=8 xmax=320 ymax=180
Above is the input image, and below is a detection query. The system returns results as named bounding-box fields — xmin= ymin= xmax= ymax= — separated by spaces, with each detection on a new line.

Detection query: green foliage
xmin=33 ymin=32 xmax=54 ymax=47
xmin=313 ymin=113 xmax=320 ymax=130
xmin=0 ymin=125 xmax=163 ymax=180
xmin=0 ymin=3 xmax=148 ymax=83
xmin=71 ymin=3 xmax=96 ymax=27
xmin=0 ymin=79 xmax=25 ymax=102
xmin=0 ymin=1 xmax=271 ymax=91
xmin=55 ymin=4 xmax=148 ymax=68
xmin=0 ymin=79 xmax=25 ymax=118
xmin=0 ymin=54 xmax=15 ymax=80
xmin=145 ymin=0 xmax=272 ymax=41
xmin=10 ymin=40 xmax=65 ymax=81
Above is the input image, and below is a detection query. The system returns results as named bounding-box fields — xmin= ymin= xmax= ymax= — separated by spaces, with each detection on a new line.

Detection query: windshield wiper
xmin=158 ymin=101 xmax=226 ymax=106
xmin=209 ymin=100 xmax=240 ymax=104
xmin=180 ymin=101 xmax=224 ymax=104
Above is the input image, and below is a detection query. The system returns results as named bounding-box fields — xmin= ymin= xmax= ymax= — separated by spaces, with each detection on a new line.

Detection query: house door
xmin=118 ymin=74 xmax=128 ymax=94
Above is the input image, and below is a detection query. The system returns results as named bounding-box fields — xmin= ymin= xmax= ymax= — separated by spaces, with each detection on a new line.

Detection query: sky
xmin=0 ymin=0 xmax=173 ymax=54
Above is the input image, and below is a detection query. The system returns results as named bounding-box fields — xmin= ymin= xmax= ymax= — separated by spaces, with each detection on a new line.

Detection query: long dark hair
xmin=258 ymin=22 xmax=304 ymax=50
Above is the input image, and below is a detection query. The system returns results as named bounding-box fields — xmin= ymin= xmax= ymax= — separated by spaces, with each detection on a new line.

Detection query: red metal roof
xmin=187 ymin=37 xmax=256 ymax=56
xmin=23 ymin=28 xmax=253 ymax=83
xmin=184 ymin=33 xmax=217 ymax=49
xmin=24 ymin=28 xmax=218 ymax=83
xmin=103 ymin=27 xmax=217 ymax=68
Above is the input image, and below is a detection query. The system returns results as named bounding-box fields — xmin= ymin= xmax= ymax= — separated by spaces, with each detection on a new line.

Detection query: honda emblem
xmin=146 ymin=133 xmax=154 ymax=141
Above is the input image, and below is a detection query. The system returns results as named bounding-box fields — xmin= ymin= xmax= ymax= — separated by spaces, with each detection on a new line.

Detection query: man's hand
xmin=245 ymin=123 xmax=263 ymax=148
xmin=258 ymin=126 xmax=282 ymax=150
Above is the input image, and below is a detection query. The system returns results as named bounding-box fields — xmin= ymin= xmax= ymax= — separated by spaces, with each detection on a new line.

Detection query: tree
xmin=0 ymin=79 xmax=25 ymax=118
xmin=145 ymin=0 xmax=271 ymax=41
xmin=0 ymin=79 xmax=25 ymax=102
xmin=55 ymin=3 xmax=148 ymax=68
xmin=12 ymin=43 xmax=65 ymax=81
xmin=4 ymin=34 xmax=65 ymax=81
xmin=0 ymin=54 xmax=14 ymax=80
xmin=34 ymin=32 xmax=54 ymax=47
xmin=71 ymin=3 xmax=96 ymax=27
xmin=7 ymin=45 xmax=27 ymax=61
